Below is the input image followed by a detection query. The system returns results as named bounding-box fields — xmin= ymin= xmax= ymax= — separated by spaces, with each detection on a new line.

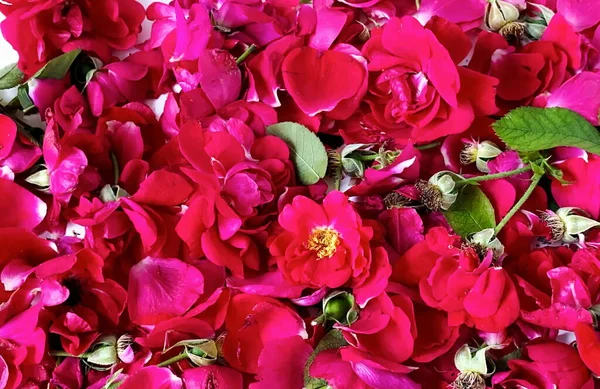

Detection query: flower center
xmin=539 ymin=211 xmax=565 ymax=242
xmin=306 ymin=227 xmax=340 ymax=259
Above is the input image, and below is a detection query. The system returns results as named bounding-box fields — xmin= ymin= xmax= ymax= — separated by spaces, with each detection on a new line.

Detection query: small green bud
xmin=324 ymin=296 xmax=353 ymax=322
xmin=318 ymin=291 xmax=359 ymax=326
xmin=100 ymin=184 xmax=130 ymax=203
xmin=85 ymin=335 xmax=118 ymax=370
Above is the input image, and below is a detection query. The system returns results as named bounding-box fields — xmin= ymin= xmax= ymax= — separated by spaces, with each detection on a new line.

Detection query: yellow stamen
xmin=306 ymin=227 xmax=340 ymax=259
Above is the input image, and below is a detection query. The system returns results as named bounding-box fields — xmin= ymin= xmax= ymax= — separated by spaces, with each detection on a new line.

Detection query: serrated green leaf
xmin=0 ymin=64 xmax=24 ymax=90
xmin=304 ymin=330 xmax=348 ymax=389
xmin=444 ymin=185 xmax=496 ymax=237
xmin=267 ymin=122 xmax=327 ymax=185
xmin=492 ymin=107 xmax=600 ymax=155
xmin=33 ymin=49 xmax=81 ymax=80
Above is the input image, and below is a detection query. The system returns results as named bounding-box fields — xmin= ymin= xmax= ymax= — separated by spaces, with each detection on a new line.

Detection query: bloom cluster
xmin=2 ymin=0 xmax=600 ymax=387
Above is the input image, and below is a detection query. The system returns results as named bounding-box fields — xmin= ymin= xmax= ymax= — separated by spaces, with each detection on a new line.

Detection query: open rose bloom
xmin=3 ymin=0 xmax=600 ymax=387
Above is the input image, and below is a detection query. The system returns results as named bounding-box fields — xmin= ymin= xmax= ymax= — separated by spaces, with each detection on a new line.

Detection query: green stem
xmin=51 ymin=350 xmax=89 ymax=358
xmin=460 ymin=166 xmax=532 ymax=185
xmin=236 ymin=44 xmax=256 ymax=65
xmin=494 ymin=173 xmax=543 ymax=235
xmin=333 ymin=168 xmax=341 ymax=191
xmin=356 ymin=154 xmax=378 ymax=161
xmin=156 ymin=352 xmax=188 ymax=367
xmin=415 ymin=141 xmax=440 ymax=150
xmin=110 ymin=152 xmax=120 ymax=185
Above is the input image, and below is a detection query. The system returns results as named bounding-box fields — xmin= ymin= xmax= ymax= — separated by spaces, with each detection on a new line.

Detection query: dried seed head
xmin=416 ymin=180 xmax=444 ymax=211
xmin=460 ymin=143 xmax=479 ymax=166
xmin=327 ymin=150 xmax=342 ymax=177
xmin=383 ymin=192 xmax=412 ymax=209
xmin=500 ymin=21 xmax=526 ymax=41
xmin=451 ymin=371 xmax=486 ymax=389
xmin=539 ymin=210 xmax=566 ymax=242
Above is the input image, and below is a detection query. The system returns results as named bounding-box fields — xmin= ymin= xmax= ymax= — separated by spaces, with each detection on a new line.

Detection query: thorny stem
xmin=156 ymin=351 xmax=188 ymax=367
xmin=236 ymin=44 xmax=257 ymax=65
xmin=459 ymin=166 xmax=532 ymax=185
xmin=494 ymin=173 xmax=543 ymax=235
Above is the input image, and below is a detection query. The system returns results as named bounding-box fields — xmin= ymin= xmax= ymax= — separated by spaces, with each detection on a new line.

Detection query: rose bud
xmin=485 ymin=0 xmax=520 ymax=32
xmin=85 ymin=335 xmax=118 ymax=370
xmin=313 ymin=290 xmax=359 ymax=326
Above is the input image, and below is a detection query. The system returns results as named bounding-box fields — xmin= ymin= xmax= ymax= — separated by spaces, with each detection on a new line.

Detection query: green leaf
xmin=17 ymin=84 xmax=34 ymax=113
xmin=444 ymin=185 xmax=496 ymax=237
xmin=0 ymin=64 xmax=24 ymax=90
xmin=492 ymin=107 xmax=600 ymax=155
xmin=267 ymin=122 xmax=328 ymax=185
xmin=32 ymin=49 xmax=81 ymax=79
xmin=304 ymin=330 xmax=348 ymax=389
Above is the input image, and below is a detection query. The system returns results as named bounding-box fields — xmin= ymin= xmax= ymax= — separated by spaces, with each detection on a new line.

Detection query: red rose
xmin=0 ymin=0 xmax=145 ymax=75
xmin=222 ymin=294 xmax=307 ymax=374
xmin=269 ymin=191 xmax=391 ymax=306
xmin=362 ymin=16 xmax=498 ymax=143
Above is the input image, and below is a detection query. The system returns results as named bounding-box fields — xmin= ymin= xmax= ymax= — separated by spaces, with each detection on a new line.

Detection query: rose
xmin=221 ymin=294 xmax=307 ymax=374
xmin=338 ymin=293 xmax=416 ymax=365
xmin=361 ymin=16 xmax=498 ymax=143
xmin=0 ymin=0 xmax=145 ymax=75
xmin=475 ymin=14 xmax=581 ymax=111
xmin=493 ymin=339 xmax=593 ymax=389
xmin=97 ymin=104 xmax=165 ymax=170
xmin=394 ymin=227 xmax=520 ymax=332
xmin=269 ymin=191 xmax=391 ymax=306
xmin=248 ymin=37 xmax=369 ymax=121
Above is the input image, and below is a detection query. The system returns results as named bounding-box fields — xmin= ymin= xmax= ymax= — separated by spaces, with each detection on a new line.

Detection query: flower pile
xmin=3 ymin=0 xmax=600 ymax=387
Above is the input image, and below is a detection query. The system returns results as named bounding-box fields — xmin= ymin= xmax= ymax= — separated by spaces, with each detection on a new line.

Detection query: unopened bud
xmin=163 ymin=338 xmax=218 ymax=367
xmin=100 ymin=184 xmax=130 ymax=203
xmin=312 ymin=291 xmax=359 ymax=326
xmin=85 ymin=335 xmax=118 ymax=370
xmin=485 ymin=0 xmax=520 ymax=32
